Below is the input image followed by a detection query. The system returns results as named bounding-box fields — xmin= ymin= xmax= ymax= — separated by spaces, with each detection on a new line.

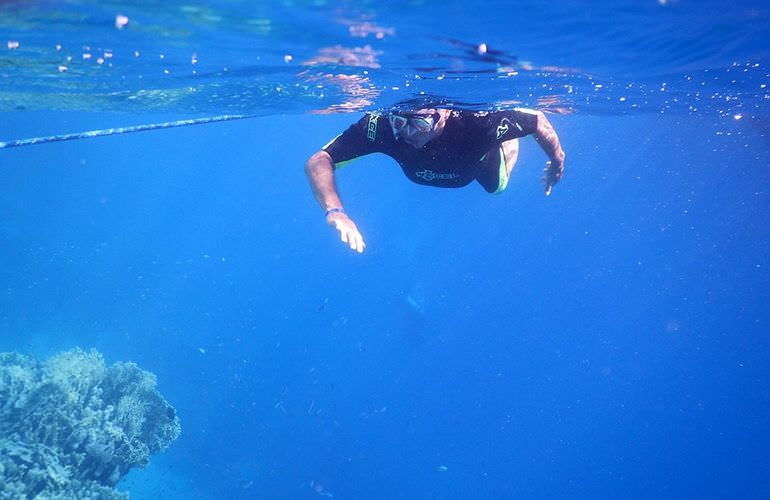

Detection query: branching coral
xmin=0 ymin=348 xmax=180 ymax=498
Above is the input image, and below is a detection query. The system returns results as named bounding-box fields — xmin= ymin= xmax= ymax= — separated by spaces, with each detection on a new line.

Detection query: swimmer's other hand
xmin=327 ymin=211 xmax=366 ymax=253
xmin=542 ymin=158 xmax=565 ymax=196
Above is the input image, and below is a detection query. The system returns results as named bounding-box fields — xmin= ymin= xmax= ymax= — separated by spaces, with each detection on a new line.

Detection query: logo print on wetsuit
xmin=496 ymin=118 xmax=511 ymax=139
xmin=415 ymin=170 xmax=460 ymax=182
xmin=367 ymin=114 xmax=378 ymax=141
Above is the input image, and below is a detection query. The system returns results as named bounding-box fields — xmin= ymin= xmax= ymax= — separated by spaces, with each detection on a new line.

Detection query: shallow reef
xmin=0 ymin=348 xmax=181 ymax=499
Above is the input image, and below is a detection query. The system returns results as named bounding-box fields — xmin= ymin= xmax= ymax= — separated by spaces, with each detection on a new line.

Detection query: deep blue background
xmin=1 ymin=107 xmax=768 ymax=498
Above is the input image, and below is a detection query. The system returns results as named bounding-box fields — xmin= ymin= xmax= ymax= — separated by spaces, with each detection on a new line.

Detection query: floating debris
xmin=311 ymin=480 xmax=334 ymax=497
xmin=115 ymin=14 xmax=129 ymax=29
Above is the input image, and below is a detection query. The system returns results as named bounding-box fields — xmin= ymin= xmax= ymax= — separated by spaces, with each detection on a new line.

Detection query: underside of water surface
xmin=0 ymin=0 xmax=768 ymax=119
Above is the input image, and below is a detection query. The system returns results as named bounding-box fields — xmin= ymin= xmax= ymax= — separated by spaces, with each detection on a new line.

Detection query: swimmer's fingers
xmin=328 ymin=212 xmax=366 ymax=253
xmin=338 ymin=225 xmax=365 ymax=253
xmin=540 ymin=165 xmax=553 ymax=196
xmin=347 ymin=229 xmax=366 ymax=253
xmin=541 ymin=160 xmax=564 ymax=196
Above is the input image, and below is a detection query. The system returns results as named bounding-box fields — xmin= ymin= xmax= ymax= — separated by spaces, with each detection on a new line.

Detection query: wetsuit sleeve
xmin=486 ymin=108 xmax=540 ymax=143
xmin=322 ymin=113 xmax=382 ymax=167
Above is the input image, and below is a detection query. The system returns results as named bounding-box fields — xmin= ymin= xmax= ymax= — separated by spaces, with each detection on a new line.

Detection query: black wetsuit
xmin=323 ymin=109 xmax=539 ymax=190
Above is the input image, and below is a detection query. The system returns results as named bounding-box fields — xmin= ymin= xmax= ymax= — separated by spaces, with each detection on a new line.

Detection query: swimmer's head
xmin=387 ymin=108 xmax=450 ymax=148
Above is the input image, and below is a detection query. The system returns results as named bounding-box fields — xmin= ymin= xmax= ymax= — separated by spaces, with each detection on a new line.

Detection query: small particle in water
xmin=134 ymin=50 xmax=141 ymax=57
xmin=284 ymin=54 xmax=293 ymax=63
xmin=311 ymin=481 xmax=334 ymax=497
xmin=7 ymin=40 xmax=19 ymax=50
xmin=477 ymin=43 xmax=487 ymax=55
xmin=58 ymin=65 xmax=68 ymax=73
xmin=82 ymin=53 xmax=92 ymax=60
xmin=191 ymin=53 xmax=198 ymax=64
xmin=436 ymin=465 xmax=448 ymax=472
xmin=115 ymin=15 xmax=129 ymax=29
xmin=198 ymin=347 xmax=206 ymax=354
xmin=405 ymin=295 xmax=424 ymax=315
xmin=55 ymin=44 xmax=62 ymax=51
xmin=734 ymin=114 xmax=743 ymax=120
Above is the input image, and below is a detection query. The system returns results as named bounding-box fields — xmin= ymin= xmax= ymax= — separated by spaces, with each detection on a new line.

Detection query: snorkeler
xmin=305 ymin=102 xmax=566 ymax=253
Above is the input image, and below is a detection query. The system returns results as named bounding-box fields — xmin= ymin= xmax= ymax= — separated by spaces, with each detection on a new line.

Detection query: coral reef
xmin=0 ymin=348 xmax=181 ymax=498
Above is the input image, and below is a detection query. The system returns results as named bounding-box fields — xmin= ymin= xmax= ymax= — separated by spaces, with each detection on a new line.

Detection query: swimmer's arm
xmin=532 ymin=111 xmax=566 ymax=196
xmin=532 ymin=111 xmax=565 ymax=164
xmin=306 ymin=150 xmax=343 ymax=212
xmin=305 ymin=150 xmax=366 ymax=253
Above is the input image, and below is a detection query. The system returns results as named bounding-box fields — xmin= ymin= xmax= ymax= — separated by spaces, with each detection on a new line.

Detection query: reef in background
xmin=0 ymin=348 xmax=181 ymax=499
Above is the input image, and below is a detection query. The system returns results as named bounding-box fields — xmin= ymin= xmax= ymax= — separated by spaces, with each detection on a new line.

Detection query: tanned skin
xmin=305 ymin=108 xmax=565 ymax=253
xmin=533 ymin=111 xmax=566 ymax=195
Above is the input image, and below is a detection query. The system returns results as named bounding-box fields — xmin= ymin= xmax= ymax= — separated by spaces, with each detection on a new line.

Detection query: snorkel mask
xmin=388 ymin=112 xmax=438 ymax=140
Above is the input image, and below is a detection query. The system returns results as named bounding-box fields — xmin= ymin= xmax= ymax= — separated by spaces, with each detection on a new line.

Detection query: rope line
xmin=0 ymin=114 xmax=256 ymax=150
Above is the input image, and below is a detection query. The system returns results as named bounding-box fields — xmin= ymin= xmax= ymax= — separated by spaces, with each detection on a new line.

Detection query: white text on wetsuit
xmin=414 ymin=169 xmax=460 ymax=181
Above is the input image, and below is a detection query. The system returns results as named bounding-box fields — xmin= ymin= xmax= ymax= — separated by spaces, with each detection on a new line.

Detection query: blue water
xmin=1 ymin=0 xmax=769 ymax=498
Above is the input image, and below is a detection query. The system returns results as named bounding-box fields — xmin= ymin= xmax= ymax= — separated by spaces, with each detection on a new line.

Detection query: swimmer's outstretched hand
xmin=327 ymin=211 xmax=366 ymax=253
xmin=542 ymin=158 xmax=565 ymax=196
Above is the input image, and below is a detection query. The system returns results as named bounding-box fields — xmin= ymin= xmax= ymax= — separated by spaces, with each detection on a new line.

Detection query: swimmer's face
xmin=389 ymin=109 xmax=440 ymax=147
